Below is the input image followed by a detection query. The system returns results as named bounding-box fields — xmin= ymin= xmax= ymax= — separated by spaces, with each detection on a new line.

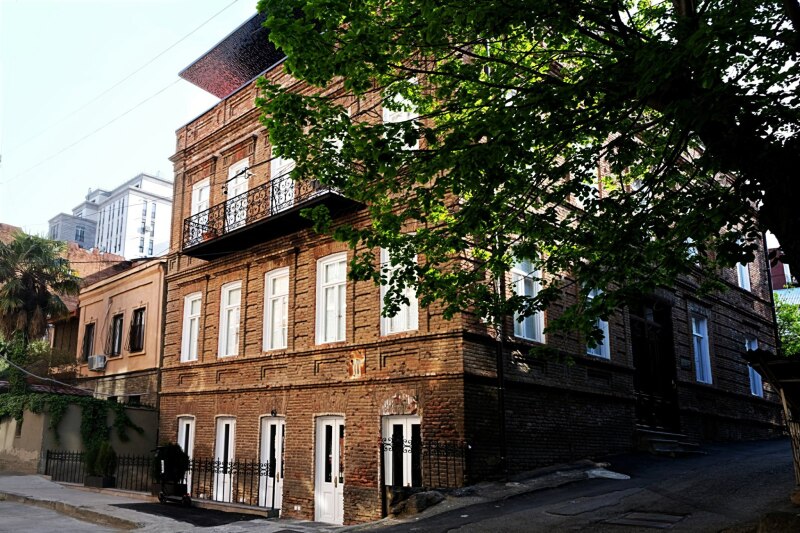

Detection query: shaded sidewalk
xmin=0 ymin=459 xmax=605 ymax=531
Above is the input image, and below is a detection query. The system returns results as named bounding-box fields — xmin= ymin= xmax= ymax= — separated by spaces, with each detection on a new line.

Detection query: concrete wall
xmin=0 ymin=412 xmax=47 ymax=473
xmin=0 ymin=404 xmax=158 ymax=475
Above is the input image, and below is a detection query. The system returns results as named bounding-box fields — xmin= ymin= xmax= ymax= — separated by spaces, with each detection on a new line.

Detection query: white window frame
xmin=691 ymin=315 xmax=712 ymax=384
xmin=225 ymin=159 xmax=250 ymax=231
xmin=586 ymin=289 xmax=610 ymax=359
xmin=572 ymin=176 xmax=599 ymax=211
xmin=191 ymin=178 xmax=210 ymax=215
xmin=736 ymin=262 xmax=751 ymax=291
xmin=181 ymin=292 xmax=202 ymax=362
xmin=316 ymin=253 xmax=347 ymax=344
xmin=382 ymin=78 xmax=419 ymax=150
xmin=380 ymin=248 xmax=419 ymax=335
xmin=511 ymin=260 xmax=544 ymax=342
xmin=263 ymin=267 xmax=290 ymax=351
xmin=218 ymin=281 xmax=242 ymax=357
xmin=227 ymin=159 xmax=250 ymax=197
xmin=270 ymin=156 xmax=296 ymax=213
xmin=745 ymin=337 xmax=763 ymax=397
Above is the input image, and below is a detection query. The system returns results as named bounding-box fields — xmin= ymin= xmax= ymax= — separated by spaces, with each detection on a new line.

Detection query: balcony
xmin=182 ymin=174 xmax=359 ymax=259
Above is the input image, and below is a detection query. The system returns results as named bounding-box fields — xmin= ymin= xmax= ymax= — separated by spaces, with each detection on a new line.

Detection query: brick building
xmin=159 ymin=14 xmax=782 ymax=525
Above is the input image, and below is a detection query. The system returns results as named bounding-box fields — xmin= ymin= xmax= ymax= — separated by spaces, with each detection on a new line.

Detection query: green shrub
xmin=85 ymin=445 xmax=101 ymax=476
xmin=96 ymin=441 xmax=117 ymax=478
xmin=87 ymin=441 xmax=117 ymax=477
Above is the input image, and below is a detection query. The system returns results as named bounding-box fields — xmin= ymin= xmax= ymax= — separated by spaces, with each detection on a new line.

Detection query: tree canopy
xmin=0 ymin=232 xmax=79 ymax=345
xmin=776 ymin=295 xmax=800 ymax=356
xmin=256 ymin=0 xmax=800 ymax=335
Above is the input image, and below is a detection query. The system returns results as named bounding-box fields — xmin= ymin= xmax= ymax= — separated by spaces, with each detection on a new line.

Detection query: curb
xmin=338 ymin=461 xmax=604 ymax=531
xmin=0 ymin=491 xmax=142 ymax=530
xmin=58 ymin=481 xmax=159 ymax=502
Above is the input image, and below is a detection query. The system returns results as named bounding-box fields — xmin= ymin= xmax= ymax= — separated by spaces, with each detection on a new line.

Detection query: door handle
xmin=334 ymin=477 xmax=338 ymax=488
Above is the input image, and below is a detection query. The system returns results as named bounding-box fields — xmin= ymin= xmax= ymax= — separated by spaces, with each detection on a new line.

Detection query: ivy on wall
xmin=0 ymin=392 xmax=143 ymax=447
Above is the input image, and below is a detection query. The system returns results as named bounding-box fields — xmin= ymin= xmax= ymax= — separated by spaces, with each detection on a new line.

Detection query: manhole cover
xmin=604 ymin=511 xmax=687 ymax=529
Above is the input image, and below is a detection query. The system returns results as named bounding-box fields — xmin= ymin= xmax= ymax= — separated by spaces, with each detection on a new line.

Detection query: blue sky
xmin=0 ymin=0 xmax=258 ymax=244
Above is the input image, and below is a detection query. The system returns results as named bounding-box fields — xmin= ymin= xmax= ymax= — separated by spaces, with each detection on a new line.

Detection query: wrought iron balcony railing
xmin=183 ymin=174 xmax=337 ymax=251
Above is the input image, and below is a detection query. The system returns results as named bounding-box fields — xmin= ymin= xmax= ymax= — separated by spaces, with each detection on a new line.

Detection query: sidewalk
xmin=0 ymin=460 xmax=606 ymax=532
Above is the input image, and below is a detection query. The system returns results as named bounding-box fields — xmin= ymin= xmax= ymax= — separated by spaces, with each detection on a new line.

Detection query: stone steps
xmin=635 ymin=426 xmax=706 ymax=457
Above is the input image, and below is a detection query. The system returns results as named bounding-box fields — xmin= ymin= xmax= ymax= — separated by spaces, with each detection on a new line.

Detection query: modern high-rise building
xmin=48 ymin=173 xmax=173 ymax=259
xmin=48 ymin=188 xmax=108 ymax=250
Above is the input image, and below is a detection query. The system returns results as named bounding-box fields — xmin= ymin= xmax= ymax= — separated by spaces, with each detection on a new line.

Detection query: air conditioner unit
xmin=88 ymin=354 xmax=107 ymax=371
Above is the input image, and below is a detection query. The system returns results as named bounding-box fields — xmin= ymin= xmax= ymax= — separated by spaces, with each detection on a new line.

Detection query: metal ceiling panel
xmin=179 ymin=12 xmax=285 ymax=99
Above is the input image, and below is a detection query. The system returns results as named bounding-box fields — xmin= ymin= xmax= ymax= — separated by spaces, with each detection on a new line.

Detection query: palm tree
xmin=0 ymin=232 xmax=80 ymax=348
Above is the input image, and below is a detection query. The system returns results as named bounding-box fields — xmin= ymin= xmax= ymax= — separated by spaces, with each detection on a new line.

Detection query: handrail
xmin=183 ymin=174 xmax=334 ymax=249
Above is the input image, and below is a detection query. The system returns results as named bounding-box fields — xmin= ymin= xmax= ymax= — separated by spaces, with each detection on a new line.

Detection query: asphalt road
xmin=0 ymin=501 xmax=110 ymax=533
xmin=371 ymin=438 xmax=795 ymax=532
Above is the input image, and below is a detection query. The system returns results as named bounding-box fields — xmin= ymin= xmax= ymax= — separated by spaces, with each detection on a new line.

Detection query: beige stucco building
xmin=76 ymin=258 xmax=167 ymax=407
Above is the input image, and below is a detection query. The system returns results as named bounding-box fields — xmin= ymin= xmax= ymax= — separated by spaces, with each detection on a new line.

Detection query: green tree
xmin=256 ymin=0 xmax=800 ymax=334
xmin=0 ymin=233 xmax=80 ymax=390
xmin=776 ymin=295 xmax=800 ymax=357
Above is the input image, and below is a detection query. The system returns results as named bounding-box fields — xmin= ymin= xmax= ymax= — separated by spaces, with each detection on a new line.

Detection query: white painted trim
xmin=316 ymin=253 xmax=348 ymax=344
xmin=218 ymin=281 xmax=242 ymax=357
xmin=181 ymin=292 xmax=202 ymax=362
xmin=263 ymin=267 xmax=290 ymax=351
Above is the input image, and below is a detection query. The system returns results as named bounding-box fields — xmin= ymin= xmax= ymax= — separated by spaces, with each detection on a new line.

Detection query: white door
xmin=214 ymin=417 xmax=236 ymax=502
xmin=177 ymin=417 xmax=195 ymax=490
xmin=259 ymin=417 xmax=285 ymax=509
xmin=382 ymin=416 xmax=421 ymax=488
xmin=314 ymin=416 xmax=344 ymax=524
xmin=190 ymin=179 xmax=211 ymax=237
xmin=225 ymin=160 xmax=249 ymax=231
xmin=270 ymin=156 xmax=295 ymax=213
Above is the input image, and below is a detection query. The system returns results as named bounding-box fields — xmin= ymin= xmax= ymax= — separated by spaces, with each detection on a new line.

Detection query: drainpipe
xmin=155 ymin=260 xmax=168 ymax=446
xmin=495 ymin=272 xmax=508 ymax=481
xmin=763 ymin=231 xmax=781 ymax=355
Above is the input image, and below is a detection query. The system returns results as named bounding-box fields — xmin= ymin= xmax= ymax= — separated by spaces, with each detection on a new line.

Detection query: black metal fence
xmin=45 ymin=451 xmax=155 ymax=492
xmin=183 ymin=174 xmax=333 ymax=249
xmin=380 ymin=437 xmax=469 ymax=489
xmin=45 ymin=450 xmax=87 ymax=484
xmin=45 ymin=450 xmax=277 ymax=508
xmin=47 ymin=438 xmax=467 ymax=513
xmin=184 ymin=458 xmax=278 ymax=507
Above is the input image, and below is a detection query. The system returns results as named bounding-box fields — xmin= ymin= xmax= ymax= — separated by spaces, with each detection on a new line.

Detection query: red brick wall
xmin=161 ymin=60 xmax=783 ymax=525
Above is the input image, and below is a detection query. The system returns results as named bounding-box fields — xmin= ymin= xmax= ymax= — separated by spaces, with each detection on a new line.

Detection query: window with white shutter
xmin=219 ymin=282 xmax=242 ymax=357
xmin=380 ymin=248 xmax=418 ymax=335
xmin=316 ymin=253 xmax=347 ymax=344
xmin=511 ymin=260 xmax=544 ymax=342
xmin=264 ymin=268 xmax=289 ymax=350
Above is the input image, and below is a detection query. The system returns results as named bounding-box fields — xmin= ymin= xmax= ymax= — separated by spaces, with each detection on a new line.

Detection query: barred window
xmin=81 ymin=323 xmax=95 ymax=362
xmin=108 ymin=314 xmax=124 ymax=356
xmin=129 ymin=308 xmax=145 ymax=352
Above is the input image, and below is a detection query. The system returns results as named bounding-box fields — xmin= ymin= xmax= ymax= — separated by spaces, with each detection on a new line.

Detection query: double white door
xmin=177 ymin=417 xmax=195 ymax=489
xmin=259 ymin=417 xmax=285 ymax=509
xmin=225 ymin=161 xmax=249 ymax=231
xmin=214 ymin=417 xmax=236 ymax=502
xmin=314 ymin=416 xmax=344 ymax=524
